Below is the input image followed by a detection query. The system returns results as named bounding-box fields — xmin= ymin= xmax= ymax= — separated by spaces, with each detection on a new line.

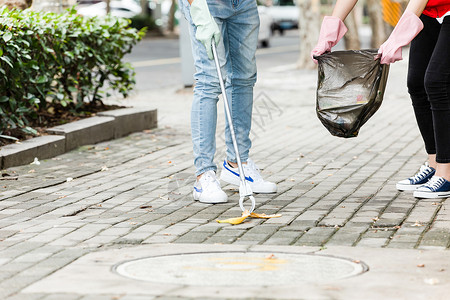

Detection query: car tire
xmin=261 ymin=40 xmax=269 ymax=48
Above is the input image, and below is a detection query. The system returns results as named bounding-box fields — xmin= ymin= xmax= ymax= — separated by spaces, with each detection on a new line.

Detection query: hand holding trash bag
xmin=310 ymin=16 xmax=348 ymax=63
xmin=315 ymin=50 xmax=389 ymax=138
xmin=377 ymin=10 xmax=424 ymax=64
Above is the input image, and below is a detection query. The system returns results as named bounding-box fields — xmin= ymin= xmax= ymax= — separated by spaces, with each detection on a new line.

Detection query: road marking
xmin=131 ymin=57 xmax=181 ymax=68
xmin=131 ymin=45 xmax=299 ymax=68
xmin=256 ymin=45 xmax=299 ymax=55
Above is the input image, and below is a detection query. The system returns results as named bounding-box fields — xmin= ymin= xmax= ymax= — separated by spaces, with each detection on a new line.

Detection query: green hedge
xmin=0 ymin=7 xmax=145 ymax=137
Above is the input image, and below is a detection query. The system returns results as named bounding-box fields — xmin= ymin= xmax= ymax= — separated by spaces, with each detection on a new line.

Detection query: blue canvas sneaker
xmin=220 ymin=159 xmax=277 ymax=193
xmin=414 ymin=176 xmax=450 ymax=199
xmin=396 ymin=163 xmax=435 ymax=191
xmin=193 ymin=170 xmax=228 ymax=204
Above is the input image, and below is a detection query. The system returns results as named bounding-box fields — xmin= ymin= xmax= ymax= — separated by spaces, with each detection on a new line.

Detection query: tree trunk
xmin=167 ymin=0 xmax=177 ymax=32
xmin=343 ymin=10 xmax=360 ymax=50
xmin=367 ymin=0 xmax=386 ymax=48
xmin=140 ymin=0 xmax=148 ymax=16
xmin=297 ymin=0 xmax=320 ymax=69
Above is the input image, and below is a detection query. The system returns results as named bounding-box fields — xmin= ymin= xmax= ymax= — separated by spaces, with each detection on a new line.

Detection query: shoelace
xmin=411 ymin=164 xmax=433 ymax=182
xmin=244 ymin=160 xmax=263 ymax=182
xmin=423 ymin=176 xmax=445 ymax=191
xmin=201 ymin=171 xmax=220 ymax=187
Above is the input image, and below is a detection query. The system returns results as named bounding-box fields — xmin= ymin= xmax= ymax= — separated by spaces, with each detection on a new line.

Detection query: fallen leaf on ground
xmin=412 ymin=221 xmax=424 ymax=227
xmin=265 ymin=254 xmax=276 ymax=259
xmin=417 ymin=264 xmax=425 ymax=268
xmin=139 ymin=205 xmax=152 ymax=209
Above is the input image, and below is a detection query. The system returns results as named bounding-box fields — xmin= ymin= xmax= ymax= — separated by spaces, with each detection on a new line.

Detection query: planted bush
xmin=0 ymin=7 xmax=145 ymax=139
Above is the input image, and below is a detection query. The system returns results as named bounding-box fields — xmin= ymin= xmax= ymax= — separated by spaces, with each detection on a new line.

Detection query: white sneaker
xmin=220 ymin=159 xmax=277 ymax=193
xmin=193 ymin=170 xmax=228 ymax=204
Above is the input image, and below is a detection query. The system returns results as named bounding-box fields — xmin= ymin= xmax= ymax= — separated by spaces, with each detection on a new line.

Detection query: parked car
xmin=77 ymin=0 xmax=142 ymax=19
xmin=265 ymin=0 xmax=299 ymax=35
xmin=258 ymin=5 xmax=273 ymax=48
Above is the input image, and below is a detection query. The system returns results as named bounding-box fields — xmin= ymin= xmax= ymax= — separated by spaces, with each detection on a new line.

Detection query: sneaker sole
xmin=413 ymin=190 xmax=450 ymax=199
xmin=193 ymin=191 xmax=228 ymax=204
xmin=396 ymin=183 xmax=423 ymax=191
xmin=220 ymin=171 xmax=276 ymax=194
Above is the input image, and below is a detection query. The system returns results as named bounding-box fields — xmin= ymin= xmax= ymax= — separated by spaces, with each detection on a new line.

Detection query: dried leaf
xmin=417 ymin=264 xmax=425 ymax=268
xmin=411 ymin=221 xmax=424 ymax=227
xmin=139 ymin=205 xmax=152 ymax=209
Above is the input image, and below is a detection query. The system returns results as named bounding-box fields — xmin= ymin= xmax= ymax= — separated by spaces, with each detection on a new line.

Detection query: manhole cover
xmin=114 ymin=252 xmax=367 ymax=286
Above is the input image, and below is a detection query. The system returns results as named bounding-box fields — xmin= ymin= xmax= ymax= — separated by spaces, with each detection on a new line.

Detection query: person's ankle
xmin=435 ymin=162 xmax=450 ymax=181
xmin=428 ymin=154 xmax=437 ymax=169
xmin=227 ymin=160 xmax=247 ymax=168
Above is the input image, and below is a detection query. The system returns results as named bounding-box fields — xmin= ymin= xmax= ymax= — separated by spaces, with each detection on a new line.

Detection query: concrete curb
xmin=0 ymin=107 xmax=157 ymax=170
xmin=98 ymin=107 xmax=158 ymax=139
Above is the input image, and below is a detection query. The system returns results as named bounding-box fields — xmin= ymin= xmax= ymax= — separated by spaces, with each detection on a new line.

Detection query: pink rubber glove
xmin=311 ymin=16 xmax=348 ymax=63
xmin=377 ymin=10 xmax=424 ymax=64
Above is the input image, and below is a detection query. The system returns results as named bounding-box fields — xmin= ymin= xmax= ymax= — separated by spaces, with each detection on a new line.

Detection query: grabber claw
xmin=239 ymin=195 xmax=256 ymax=213
xmin=239 ymin=180 xmax=255 ymax=213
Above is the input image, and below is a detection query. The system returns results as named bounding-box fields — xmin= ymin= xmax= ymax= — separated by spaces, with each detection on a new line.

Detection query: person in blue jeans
xmin=179 ymin=0 xmax=277 ymax=204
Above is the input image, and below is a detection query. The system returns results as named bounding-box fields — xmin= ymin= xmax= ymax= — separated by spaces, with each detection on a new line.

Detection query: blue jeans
xmin=179 ymin=0 xmax=260 ymax=176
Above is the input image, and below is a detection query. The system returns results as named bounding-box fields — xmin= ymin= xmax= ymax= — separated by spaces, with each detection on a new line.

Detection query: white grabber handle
xmin=211 ymin=42 xmax=256 ymax=213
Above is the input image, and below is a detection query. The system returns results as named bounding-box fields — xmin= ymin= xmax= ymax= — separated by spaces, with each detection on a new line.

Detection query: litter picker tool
xmin=211 ymin=42 xmax=256 ymax=213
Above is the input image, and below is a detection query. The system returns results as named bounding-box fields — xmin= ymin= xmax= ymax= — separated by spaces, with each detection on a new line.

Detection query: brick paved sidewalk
xmin=0 ymin=61 xmax=449 ymax=299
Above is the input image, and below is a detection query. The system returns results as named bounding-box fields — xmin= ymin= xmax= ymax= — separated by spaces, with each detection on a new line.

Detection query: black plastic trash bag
xmin=315 ymin=49 xmax=389 ymax=138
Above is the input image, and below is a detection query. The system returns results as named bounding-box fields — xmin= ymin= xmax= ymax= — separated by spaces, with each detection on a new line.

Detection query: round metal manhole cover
xmin=114 ymin=252 xmax=367 ymax=286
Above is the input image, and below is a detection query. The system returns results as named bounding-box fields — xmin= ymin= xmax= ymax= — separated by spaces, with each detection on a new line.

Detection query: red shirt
xmin=423 ymin=0 xmax=450 ymax=18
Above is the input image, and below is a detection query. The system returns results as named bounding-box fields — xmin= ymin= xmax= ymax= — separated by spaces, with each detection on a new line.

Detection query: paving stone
xmin=356 ymin=238 xmax=389 ymax=248
xmin=294 ymin=227 xmax=336 ymax=247
xmin=173 ymin=231 xmax=212 ymax=244
xmin=40 ymin=294 xmax=82 ymax=300
xmin=6 ymin=293 xmax=47 ymax=300
xmin=419 ymin=229 xmax=450 ymax=248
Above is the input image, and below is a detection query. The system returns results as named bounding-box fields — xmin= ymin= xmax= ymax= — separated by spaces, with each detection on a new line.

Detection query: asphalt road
xmin=125 ymin=29 xmax=301 ymax=91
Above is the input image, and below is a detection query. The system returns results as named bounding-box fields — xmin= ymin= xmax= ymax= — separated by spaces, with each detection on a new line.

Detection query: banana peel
xmin=216 ymin=210 xmax=282 ymax=225
xmin=216 ymin=210 xmax=250 ymax=224
xmin=250 ymin=212 xmax=282 ymax=219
